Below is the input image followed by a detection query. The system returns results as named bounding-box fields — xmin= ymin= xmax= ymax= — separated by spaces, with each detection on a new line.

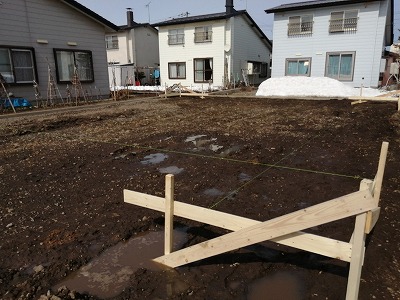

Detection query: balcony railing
xmin=194 ymin=31 xmax=213 ymax=43
xmin=168 ymin=34 xmax=185 ymax=45
xmin=329 ymin=18 xmax=358 ymax=32
xmin=287 ymin=21 xmax=313 ymax=36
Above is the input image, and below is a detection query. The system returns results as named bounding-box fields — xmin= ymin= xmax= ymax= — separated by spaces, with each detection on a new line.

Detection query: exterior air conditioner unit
xmin=390 ymin=62 xmax=399 ymax=75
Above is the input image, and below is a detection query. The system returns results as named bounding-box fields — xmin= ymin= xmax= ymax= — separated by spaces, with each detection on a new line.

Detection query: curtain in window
xmin=195 ymin=59 xmax=204 ymax=82
xmin=75 ymin=52 xmax=93 ymax=81
xmin=339 ymin=54 xmax=353 ymax=78
xmin=12 ymin=50 xmax=34 ymax=83
xmin=327 ymin=55 xmax=340 ymax=77
xmin=178 ymin=64 xmax=185 ymax=78
xmin=287 ymin=61 xmax=298 ymax=75
xmin=169 ymin=64 xmax=177 ymax=78
xmin=56 ymin=51 xmax=74 ymax=81
xmin=298 ymin=61 xmax=309 ymax=75
xmin=0 ymin=48 xmax=13 ymax=83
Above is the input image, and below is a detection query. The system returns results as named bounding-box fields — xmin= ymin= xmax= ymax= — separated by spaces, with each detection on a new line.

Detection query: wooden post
xmin=373 ymin=142 xmax=389 ymax=205
xmin=164 ymin=174 xmax=174 ymax=255
xmin=346 ymin=213 xmax=367 ymax=300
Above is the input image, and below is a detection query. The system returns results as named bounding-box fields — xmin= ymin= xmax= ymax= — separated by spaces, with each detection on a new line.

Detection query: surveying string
xmin=80 ymin=137 xmax=362 ymax=181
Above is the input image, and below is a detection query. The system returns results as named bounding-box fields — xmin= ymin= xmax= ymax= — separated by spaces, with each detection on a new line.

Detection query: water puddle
xmin=219 ymin=145 xmax=241 ymax=157
xmin=159 ymin=166 xmax=184 ymax=175
xmin=203 ymin=188 xmax=224 ymax=197
xmin=246 ymin=272 xmax=304 ymax=300
xmin=238 ymin=172 xmax=252 ymax=182
xmin=54 ymin=229 xmax=188 ymax=298
xmin=140 ymin=153 xmax=168 ymax=165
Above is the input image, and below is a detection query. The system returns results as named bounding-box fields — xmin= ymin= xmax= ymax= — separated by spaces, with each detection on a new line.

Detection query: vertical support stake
xmin=373 ymin=142 xmax=388 ymax=206
xmin=164 ymin=174 xmax=174 ymax=255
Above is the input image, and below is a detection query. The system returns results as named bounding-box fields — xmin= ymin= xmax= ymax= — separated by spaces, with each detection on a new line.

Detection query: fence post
xmin=164 ymin=174 xmax=174 ymax=255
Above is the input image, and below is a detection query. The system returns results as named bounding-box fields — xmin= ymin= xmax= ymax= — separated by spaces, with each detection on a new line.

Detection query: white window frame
xmin=329 ymin=10 xmax=358 ymax=33
xmin=325 ymin=52 xmax=356 ymax=81
xmin=288 ymin=15 xmax=313 ymax=36
xmin=0 ymin=47 xmax=36 ymax=84
xmin=168 ymin=29 xmax=185 ymax=45
xmin=285 ymin=58 xmax=312 ymax=76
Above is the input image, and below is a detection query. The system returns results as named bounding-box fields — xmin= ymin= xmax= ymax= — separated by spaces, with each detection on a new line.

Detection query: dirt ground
xmin=0 ymin=94 xmax=399 ymax=300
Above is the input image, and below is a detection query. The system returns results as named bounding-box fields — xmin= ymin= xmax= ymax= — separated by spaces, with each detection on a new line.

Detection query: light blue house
xmin=266 ymin=0 xmax=393 ymax=88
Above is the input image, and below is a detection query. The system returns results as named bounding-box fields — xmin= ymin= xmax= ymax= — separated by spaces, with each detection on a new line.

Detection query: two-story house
xmin=266 ymin=0 xmax=393 ymax=88
xmin=152 ymin=0 xmax=272 ymax=89
xmin=106 ymin=9 xmax=159 ymax=86
xmin=0 ymin=0 xmax=119 ymax=102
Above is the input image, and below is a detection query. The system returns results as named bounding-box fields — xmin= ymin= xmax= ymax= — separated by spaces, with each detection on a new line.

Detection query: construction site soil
xmin=0 ymin=95 xmax=399 ymax=300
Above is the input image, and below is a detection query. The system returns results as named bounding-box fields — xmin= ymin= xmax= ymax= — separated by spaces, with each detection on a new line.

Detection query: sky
xmin=75 ymin=0 xmax=400 ymax=40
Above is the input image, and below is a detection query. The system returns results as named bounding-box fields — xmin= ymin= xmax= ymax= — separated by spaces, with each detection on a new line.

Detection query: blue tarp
xmin=2 ymin=98 xmax=32 ymax=108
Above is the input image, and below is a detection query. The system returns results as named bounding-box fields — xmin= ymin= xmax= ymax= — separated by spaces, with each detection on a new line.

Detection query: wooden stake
xmin=346 ymin=212 xmax=367 ymax=300
xmin=164 ymin=174 xmax=174 ymax=255
xmin=373 ymin=142 xmax=389 ymax=205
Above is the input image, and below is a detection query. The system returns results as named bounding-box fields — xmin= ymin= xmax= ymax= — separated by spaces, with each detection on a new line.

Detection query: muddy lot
xmin=0 ymin=95 xmax=399 ymax=299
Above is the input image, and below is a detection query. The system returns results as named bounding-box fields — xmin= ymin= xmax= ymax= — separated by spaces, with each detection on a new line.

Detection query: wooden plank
xmin=373 ymin=142 xmax=389 ymax=205
xmin=346 ymin=213 xmax=367 ymax=300
xmin=124 ymin=190 xmax=353 ymax=261
xmin=164 ymin=175 xmax=174 ymax=255
xmin=153 ymin=190 xmax=375 ymax=267
xmin=365 ymin=207 xmax=381 ymax=234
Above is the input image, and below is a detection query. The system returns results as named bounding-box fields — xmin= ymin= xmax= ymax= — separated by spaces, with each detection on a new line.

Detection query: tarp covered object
xmin=2 ymin=98 xmax=32 ymax=108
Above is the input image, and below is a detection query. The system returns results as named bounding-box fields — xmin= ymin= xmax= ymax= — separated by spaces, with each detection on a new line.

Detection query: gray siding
xmin=0 ymin=0 xmax=113 ymax=101
xmin=270 ymin=0 xmax=390 ymax=88
xmin=232 ymin=15 xmax=271 ymax=85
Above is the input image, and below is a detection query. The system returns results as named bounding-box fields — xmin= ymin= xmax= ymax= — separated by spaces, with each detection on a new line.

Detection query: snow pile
xmin=110 ymin=84 xmax=224 ymax=92
xmin=256 ymin=77 xmax=384 ymax=98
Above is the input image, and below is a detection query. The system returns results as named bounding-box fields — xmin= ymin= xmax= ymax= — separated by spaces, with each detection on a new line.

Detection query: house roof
xmin=151 ymin=10 xmax=272 ymax=49
xmin=266 ymin=0 xmax=385 ymax=13
xmin=119 ymin=23 xmax=158 ymax=33
xmin=61 ymin=0 xmax=119 ymax=31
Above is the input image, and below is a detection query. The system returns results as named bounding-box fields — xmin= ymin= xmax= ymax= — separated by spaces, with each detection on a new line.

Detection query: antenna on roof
xmin=178 ymin=12 xmax=190 ymax=18
xmin=145 ymin=1 xmax=151 ymax=23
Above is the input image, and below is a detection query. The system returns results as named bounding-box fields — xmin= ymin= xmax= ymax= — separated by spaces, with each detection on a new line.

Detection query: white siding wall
xmin=158 ymin=19 xmax=227 ymax=88
xmin=106 ymin=32 xmax=129 ymax=64
xmin=0 ymin=0 xmax=112 ymax=100
xmin=271 ymin=0 xmax=390 ymax=88
xmin=232 ymin=15 xmax=272 ymax=85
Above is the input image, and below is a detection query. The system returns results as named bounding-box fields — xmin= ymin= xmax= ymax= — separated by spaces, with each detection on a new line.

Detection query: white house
xmin=0 ymin=0 xmax=118 ymax=102
xmin=152 ymin=0 xmax=272 ymax=89
xmin=266 ymin=0 xmax=393 ymax=88
xmin=106 ymin=9 xmax=159 ymax=86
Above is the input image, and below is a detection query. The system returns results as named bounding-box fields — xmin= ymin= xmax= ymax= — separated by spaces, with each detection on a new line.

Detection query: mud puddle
xmin=54 ymin=228 xmax=188 ymax=298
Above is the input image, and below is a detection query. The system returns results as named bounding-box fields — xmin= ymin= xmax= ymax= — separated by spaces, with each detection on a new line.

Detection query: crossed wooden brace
xmin=124 ymin=142 xmax=388 ymax=300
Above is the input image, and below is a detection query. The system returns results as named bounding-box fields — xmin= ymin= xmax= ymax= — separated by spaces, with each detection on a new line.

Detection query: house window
xmin=168 ymin=29 xmax=184 ymax=45
xmin=168 ymin=62 xmax=186 ymax=79
xmin=247 ymin=61 xmax=268 ymax=78
xmin=0 ymin=47 xmax=36 ymax=84
xmin=54 ymin=49 xmax=94 ymax=83
xmin=288 ymin=15 xmax=313 ymax=36
xmin=105 ymin=35 xmax=119 ymax=49
xmin=194 ymin=26 xmax=212 ymax=43
xmin=285 ymin=58 xmax=311 ymax=76
xmin=329 ymin=10 xmax=358 ymax=32
xmin=325 ymin=52 xmax=355 ymax=81
xmin=194 ymin=58 xmax=213 ymax=82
